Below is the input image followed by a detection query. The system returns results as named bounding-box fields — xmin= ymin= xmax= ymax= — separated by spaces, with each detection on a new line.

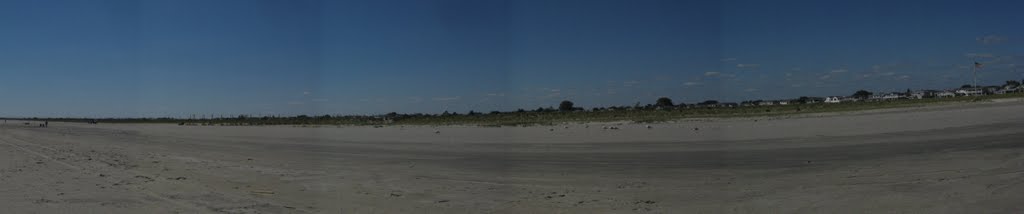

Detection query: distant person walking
xmin=45 ymin=120 xmax=49 ymax=127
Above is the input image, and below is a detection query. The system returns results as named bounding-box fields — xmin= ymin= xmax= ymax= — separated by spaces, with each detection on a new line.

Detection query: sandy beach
xmin=3 ymin=99 xmax=1024 ymax=213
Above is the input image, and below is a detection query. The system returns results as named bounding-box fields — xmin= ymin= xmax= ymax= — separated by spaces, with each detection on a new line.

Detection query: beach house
xmin=956 ymin=88 xmax=983 ymax=96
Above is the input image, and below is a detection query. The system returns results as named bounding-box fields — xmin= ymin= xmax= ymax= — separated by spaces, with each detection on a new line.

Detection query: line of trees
xmin=18 ymin=78 xmax=1024 ymax=126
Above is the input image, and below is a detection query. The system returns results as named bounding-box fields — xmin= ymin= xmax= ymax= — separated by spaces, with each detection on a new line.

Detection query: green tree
xmin=1005 ymin=80 xmax=1021 ymax=88
xmin=655 ymin=97 xmax=674 ymax=107
xmin=852 ymin=90 xmax=873 ymax=99
xmin=796 ymin=96 xmax=810 ymax=104
xmin=699 ymin=100 xmax=718 ymax=105
xmin=558 ymin=100 xmax=575 ymax=111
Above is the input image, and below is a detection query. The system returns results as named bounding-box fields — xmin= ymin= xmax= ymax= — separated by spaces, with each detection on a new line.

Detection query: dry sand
xmin=2 ymin=100 xmax=1024 ymax=213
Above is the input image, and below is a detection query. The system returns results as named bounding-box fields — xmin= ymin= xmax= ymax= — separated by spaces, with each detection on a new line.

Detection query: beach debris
xmin=436 ymin=200 xmax=450 ymax=203
xmin=635 ymin=200 xmax=657 ymax=204
xmin=434 ymin=130 xmax=440 ymax=134
xmin=693 ymin=127 xmax=699 ymax=131
xmin=250 ymin=190 xmax=275 ymax=195
xmin=549 ymin=128 xmax=554 ymax=131
xmin=646 ymin=125 xmax=653 ymax=129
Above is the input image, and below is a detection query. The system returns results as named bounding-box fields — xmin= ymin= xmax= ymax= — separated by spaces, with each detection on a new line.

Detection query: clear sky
xmin=1 ymin=0 xmax=1022 ymax=117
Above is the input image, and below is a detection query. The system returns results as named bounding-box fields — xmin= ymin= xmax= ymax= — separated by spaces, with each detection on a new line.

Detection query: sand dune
xmin=2 ymin=100 xmax=1024 ymax=213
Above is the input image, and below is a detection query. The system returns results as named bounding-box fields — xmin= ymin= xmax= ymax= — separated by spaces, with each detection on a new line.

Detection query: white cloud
xmin=895 ymin=75 xmax=910 ymax=80
xmin=542 ymin=92 xmax=562 ymax=98
xmin=965 ymin=53 xmax=995 ymax=58
xmin=432 ymin=96 xmax=461 ymax=101
xmin=881 ymin=72 xmax=896 ymax=76
xmin=485 ymin=93 xmax=505 ymax=97
xmin=830 ymin=69 xmax=848 ymax=73
xmin=302 ymin=91 xmax=311 ymax=96
xmin=976 ymin=35 xmax=1007 ymax=45
xmin=737 ymin=63 xmax=760 ymax=68
xmin=819 ymin=74 xmax=832 ymax=80
xmin=704 ymin=71 xmax=720 ymax=76
xmin=683 ymin=81 xmax=702 ymax=86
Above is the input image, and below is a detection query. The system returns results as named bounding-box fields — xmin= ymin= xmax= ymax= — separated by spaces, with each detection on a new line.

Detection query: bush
xmin=559 ymin=100 xmax=575 ymax=111
xmin=656 ymin=97 xmax=674 ymax=107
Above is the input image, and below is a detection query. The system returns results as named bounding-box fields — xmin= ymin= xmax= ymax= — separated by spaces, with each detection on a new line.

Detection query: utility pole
xmin=972 ymin=57 xmax=978 ymax=88
xmin=972 ymin=65 xmax=977 ymax=88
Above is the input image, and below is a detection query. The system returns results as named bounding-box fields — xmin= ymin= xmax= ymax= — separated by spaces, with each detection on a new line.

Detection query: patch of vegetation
xmin=13 ymin=92 xmax=1024 ymax=127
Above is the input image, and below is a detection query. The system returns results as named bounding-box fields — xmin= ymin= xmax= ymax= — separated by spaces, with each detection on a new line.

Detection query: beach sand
xmin=2 ymin=100 xmax=1024 ymax=213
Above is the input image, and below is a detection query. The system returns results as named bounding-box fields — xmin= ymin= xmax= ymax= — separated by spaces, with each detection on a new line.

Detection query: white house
xmin=882 ymin=93 xmax=903 ymax=100
xmin=868 ymin=94 xmax=885 ymax=101
xmin=1003 ymin=85 xmax=1021 ymax=93
xmin=956 ymin=88 xmax=983 ymax=96
xmin=936 ymin=91 xmax=956 ymax=98
xmin=824 ymin=96 xmax=841 ymax=103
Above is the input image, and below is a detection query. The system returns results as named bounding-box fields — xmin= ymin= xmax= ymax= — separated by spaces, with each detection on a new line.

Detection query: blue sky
xmin=1 ymin=0 xmax=1022 ymax=117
